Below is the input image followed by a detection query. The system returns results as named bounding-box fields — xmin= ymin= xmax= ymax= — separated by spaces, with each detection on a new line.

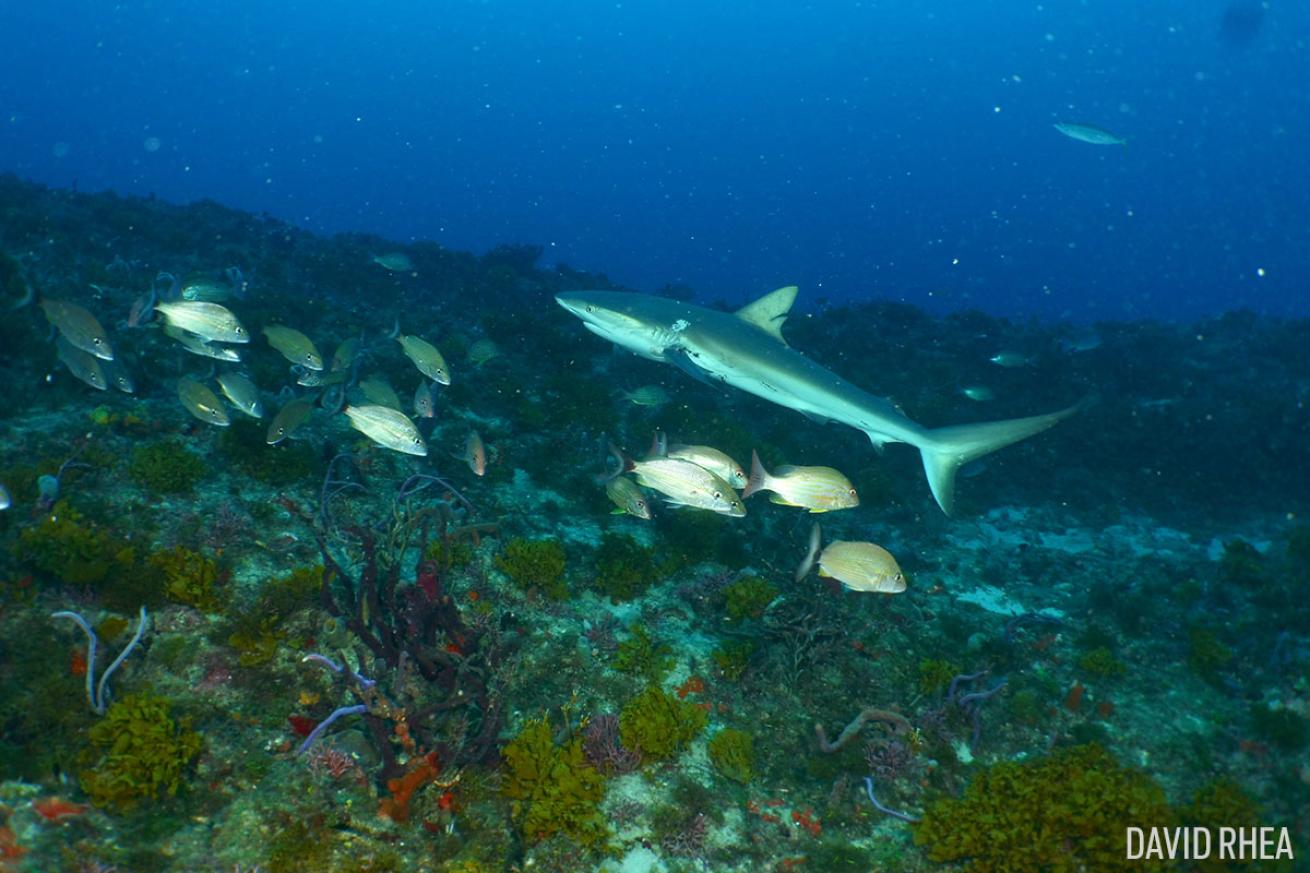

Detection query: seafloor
xmin=0 ymin=174 xmax=1307 ymax=872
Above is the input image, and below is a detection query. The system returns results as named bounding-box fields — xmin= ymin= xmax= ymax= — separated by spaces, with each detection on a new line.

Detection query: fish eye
xmin=712 ymin=490 xmax=722 ymax=499
xmin=585 ymin=305 xmax=594 ymax=313
xmin=93 ymin=338 xmax=104 ymax=345
xmin=848 ymin=489 xmax=857 ymax=496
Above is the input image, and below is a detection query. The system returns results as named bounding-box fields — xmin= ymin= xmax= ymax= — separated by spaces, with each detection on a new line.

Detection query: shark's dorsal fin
xmin=735 ymin=285 xmax=798 ymax=344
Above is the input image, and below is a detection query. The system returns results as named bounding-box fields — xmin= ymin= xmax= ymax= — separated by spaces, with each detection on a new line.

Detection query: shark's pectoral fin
xmin=665 ymin=347 xmax=714 ymax=386
xmin=735 ymin=285 xmax=798 ymax=344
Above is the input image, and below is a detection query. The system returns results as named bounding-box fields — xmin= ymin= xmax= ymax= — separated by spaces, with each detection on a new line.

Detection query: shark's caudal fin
xmin=912 ymin=402 xmax=1083 ymax=515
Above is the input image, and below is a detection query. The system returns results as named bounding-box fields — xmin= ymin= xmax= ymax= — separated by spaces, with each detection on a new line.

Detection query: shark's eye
xmin=585 ymin=305 xmax=595 ymax=313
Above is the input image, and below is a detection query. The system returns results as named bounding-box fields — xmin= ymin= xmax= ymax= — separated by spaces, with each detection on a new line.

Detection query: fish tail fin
xmin=742 ymin=449 xmax=772 ymax=499
xmin=915 ymin=402 xmax=1083 ymax=514
xmin=795 ymin=522 xmax=822 ymax=582
xmin=646 ymin=430 xmax=668 ymax=458
xmin=602 ymin=439 xmax=634 ymax=483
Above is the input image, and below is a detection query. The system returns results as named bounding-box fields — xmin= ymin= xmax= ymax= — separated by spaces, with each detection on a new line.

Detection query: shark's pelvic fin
xmin=910 ymin=402 xmax=1082 ymax=515
xmin=734 ymin=285 xmax=798 ymax=344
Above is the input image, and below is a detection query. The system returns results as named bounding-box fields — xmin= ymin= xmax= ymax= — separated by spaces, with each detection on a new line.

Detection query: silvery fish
xmin=180 ymin=274 xmax=236 ymax=302
xmin=961 ymin=385 xmax=995 ymax=402
xmin=666 ymin=444 xmax=747 ymax=489
xmin=397 ymin=334 xmax=451 ymax=385
xmin=103 ymin=357 xmax=135 ymax=394
xmin=42 ymin=299 xmax=114 ymax=361
xmin=1053 ymin=121 xmax=1127 ymax=146
xmin=267 ymin=396 xmax=315 ymax=444
xmin=217 ymin=372 xmax=264 ymax=419
xmin=413 ymin=381 xmax=435 ymax=418
xmin=622 ymin=385 xmax=669 ymax=407
xmin=263 ymin=325 xmax=323 ymax=370
xmin=372 ymin=252 xmax=414 ymax=272
xmin=359 ymin=376 xmax=403 ymax=410
xmin=465 ymin=430 xmax=486 ymax=476
xmin=0 ymin=483 xmax=10 ymax=511
xmin=743 ymin=450 xmax=858 ymax=513
xmin=55 ymin=335 xmax=108 ymax=391
xmin=817 ymin=541 xmax=906 ymax=594
xmin=163 ymin=325 xmax=243 ymax=362
xmin=989 ymin=351 xmax=1032 ymax=368
xmin=297 ymin=368 xmax=349 ymax=388
xmin=155 ymin=301 xmax=250 ymax=344
xmin=615 ymin=446 xmax=744 ymax=516
xmin=605 ymin=475 xmax=651 ymax=520
xmin=344 ymin=404 xmax=428 ymax=456
xmin=178 ymin=377 xmax=230 ymax=427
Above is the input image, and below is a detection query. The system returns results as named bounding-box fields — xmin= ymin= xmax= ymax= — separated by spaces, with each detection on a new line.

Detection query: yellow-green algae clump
xmin=499 ymin=714 xmax=607 ymax=847
xmin=495 ymin=538 xmax=568 ymax=600
xmin=619 ymin=685 xmax=708 ymax=760
xmin=913 ymin=743 xmax=1176 ymax=872
xmin=79 ymin=692 xmax=204 ymax=810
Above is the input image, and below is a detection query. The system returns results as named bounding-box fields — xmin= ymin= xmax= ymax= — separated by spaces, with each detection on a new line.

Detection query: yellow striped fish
xmin=397 ymin=334 xmax=450 ymax=385
xmin=155 ymin=301 xmax=249 ymax=344
xmin=344 ymin=404 xmax=427 ymax=456
xmin=42 ymin=299 xmax=114 ymax=361
xmin=178 ymin=377 xmax=230 ymax=427
xmin=817 ymin=541 xmax=905 ymax=593
xmin=742 ymin=450 xmax=858 ymax=513
xmin=263 ymin=325 xmax=323 ymax=370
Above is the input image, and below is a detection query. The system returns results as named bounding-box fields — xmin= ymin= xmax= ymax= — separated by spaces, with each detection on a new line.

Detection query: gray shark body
xmin=556 ymin=287 xmax=1078 ymax=514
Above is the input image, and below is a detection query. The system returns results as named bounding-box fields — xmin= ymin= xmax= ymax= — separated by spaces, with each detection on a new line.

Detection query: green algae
xmin=79 ymin=692 xmax=203 ymax=810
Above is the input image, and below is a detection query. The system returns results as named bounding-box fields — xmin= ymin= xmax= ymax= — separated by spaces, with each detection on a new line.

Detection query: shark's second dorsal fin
xmin=735 ymin=285 xmax=798 ymax=344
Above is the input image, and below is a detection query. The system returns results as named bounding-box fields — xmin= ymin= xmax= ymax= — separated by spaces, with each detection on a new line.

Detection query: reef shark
xmin=556 ymin=286 xmax=1079 ymax=514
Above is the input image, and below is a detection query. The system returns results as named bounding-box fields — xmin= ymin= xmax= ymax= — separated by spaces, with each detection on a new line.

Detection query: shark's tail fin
xmin=915 ymin=402 xmax=1083 ymax=514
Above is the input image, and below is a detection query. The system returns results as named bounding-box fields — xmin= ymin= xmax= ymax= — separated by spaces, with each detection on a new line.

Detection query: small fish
xmin=372 ymin=252 xmax=415 ymax=272
xmin=961 ymin=385 xmax=995 ymax=402
xmin=344 ymin=404 xmax=428 ymax=456
xmin=255 ymin=532 xmax=301 ymax=552
xmin=163 ymin=325 xmax=243 ymax=362
xmin=989 ymin=351 xmax=1032 ymax=368
xmin=414 ymin=381 xmax=435 ymax=418
xmin=177 ymin=377 xmax=230 ymax=427
xmin=263 ymin=325 xmax=324 ymax=370
xmin=605 ymin=475 xmax=651 ymax=520
xmin=1053 ymin=121 xmax=1127 ymax=146
xmin=297 ymin=368 xmax=348 ymax=388
xmin=465 ymin=431 xmax=487 ymax=476
xmin=266 ymin=396 xmax=315 ymax=444
xmin=742 ymin=450 xmax=858 ymax=513
xmin=665 ymin=444 xmax=747 ymax=489
xmin=614 ymin=445 xmax=745 ymax=516
xmin=155 ymin=300 xmax=249 ymax=344
xmin=331 ymin=337 xmax=361 ymax=372
xmin=466 ymin=338 xmax=502 ymax=366
xmin=1058 ymin=329 xmax=1102 ymax=353
xmin=359 ymin=376 xmax=403 ymax=410
xmin=0 ymin=483 xmax=10 ymax=510
xmin=397 ymin=334 xmax=451 ymax=385
xmin=817 ymin=540 xmax=906 ymax=594
xmin=622 ymin=385 xmax=670 ymax=407
xmin=180 ymin=274 xmax=236 ymax=302
xmin=126 ymin=292 xmax=155 ymax=328
xmin=217 ymin=372 xmax=264 ymax=419
xmin=102 ymin=357 xmax=135 ymax=394
xmin=55 ymin=336 xmax=108 ymax=391
xmin=795 ymin=521 xmax=822 ymax=582
xmin=41 ymin=299 xmax=114 ymax=361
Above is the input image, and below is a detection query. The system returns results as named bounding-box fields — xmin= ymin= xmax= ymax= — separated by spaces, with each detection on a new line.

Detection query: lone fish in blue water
xmin=1053 ymin=121 xmax=1127 ymax=146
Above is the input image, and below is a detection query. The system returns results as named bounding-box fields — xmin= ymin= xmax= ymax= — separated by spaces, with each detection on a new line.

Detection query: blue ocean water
xmin=2 ymin=0 xmax=1305 ymax=321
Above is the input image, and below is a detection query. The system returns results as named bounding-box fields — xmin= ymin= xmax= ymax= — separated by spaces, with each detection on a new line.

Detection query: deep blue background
xmin=2 ymin=1 xmax=1305 ymax=321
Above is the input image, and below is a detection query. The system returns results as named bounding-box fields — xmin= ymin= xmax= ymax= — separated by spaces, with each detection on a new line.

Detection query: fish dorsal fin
xmin=735 ymin=285 xmax=798 ymax=344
